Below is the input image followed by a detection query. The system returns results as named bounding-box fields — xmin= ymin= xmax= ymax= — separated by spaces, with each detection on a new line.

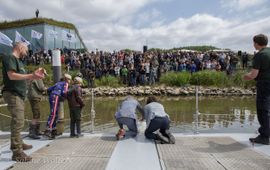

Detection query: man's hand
xmin=33 ymin=68 xmax=47 ymax=79
xmin=243 ymin=69 xmax=259 ymax=81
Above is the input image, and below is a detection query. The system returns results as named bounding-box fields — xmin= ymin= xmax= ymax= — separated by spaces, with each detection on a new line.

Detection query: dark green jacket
xmin=28 ymin=79 xmax=46 ymax=99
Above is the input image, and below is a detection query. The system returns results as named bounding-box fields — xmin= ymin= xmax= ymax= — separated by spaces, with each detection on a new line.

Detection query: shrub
xmin=95 ymin=75 xmax=121 ymax=87
xmin=231 ymin=71 xmax=256 ymax=88
xmin=160 ymin=72 xmax=191 ymax=86
xmin=190 ymin=70 xmax=229 ymax=86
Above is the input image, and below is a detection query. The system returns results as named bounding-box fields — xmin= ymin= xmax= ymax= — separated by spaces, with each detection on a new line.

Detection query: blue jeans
xmin=145 ymin=117 xmax=170 ymax=140
xmin=116 ymin=117 xmax=138 ymax=136
xmin=256 ymin=80 xmax=270 ymax=138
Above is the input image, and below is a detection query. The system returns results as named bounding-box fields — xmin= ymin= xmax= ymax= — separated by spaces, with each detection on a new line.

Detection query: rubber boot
xmin=35 ymin=123 xmax=43 ymax=136
xmin=28 ymin=124 xmax=40 ymax=140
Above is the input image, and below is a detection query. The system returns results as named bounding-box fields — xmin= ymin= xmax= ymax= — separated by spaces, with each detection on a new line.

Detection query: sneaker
xmin=12 ymin=151 xmax=32 ymax=162
xmin=116 ymin=129 xmax=126 ymax=140
xmin=70 ymin=134 xmax=77 ymax=138
xmin=156 ymin=133 xmax=169 ymax=144
xmin=22 ymin=143 xmax=33 ymax=150
xmin=77 ymin=134 xmax=84 ymax=138
xmin=249 ymin=135 xmax=269 ymax=145
xmin=164 ymin=130 xmax=176 ymax=144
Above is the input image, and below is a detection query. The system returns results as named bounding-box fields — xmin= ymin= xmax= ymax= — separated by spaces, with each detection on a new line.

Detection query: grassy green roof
xmin=0 ymin=17 xmax=76 ymax=30
xmin=0 ymin=18 xmax=87 ymax=51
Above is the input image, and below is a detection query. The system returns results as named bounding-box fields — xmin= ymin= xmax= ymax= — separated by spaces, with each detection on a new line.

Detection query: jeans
xmin=256 ymin=80 xmax=270 ymax=138
xmin=116 ymin=117 xmax=138 ymax=136
xmin=145 ymin=117 xmax=170 ymax=140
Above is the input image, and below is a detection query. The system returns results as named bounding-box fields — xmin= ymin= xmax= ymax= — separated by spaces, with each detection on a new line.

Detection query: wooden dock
xmin=1 ymin=132 xmax=270 ymax=170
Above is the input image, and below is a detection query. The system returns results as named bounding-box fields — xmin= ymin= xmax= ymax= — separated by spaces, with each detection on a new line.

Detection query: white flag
xmin=62 ymin=30 xmax=76 ymax=42
xmin=0 ymin=32 xmax=13 ymax=47
xmin=15 ymin=31 xmax=30 ymax=46
xmin=48 ymin=29 xmax=58 ymax=39
xmin=31 ymin=30 xmax=43 ymax=39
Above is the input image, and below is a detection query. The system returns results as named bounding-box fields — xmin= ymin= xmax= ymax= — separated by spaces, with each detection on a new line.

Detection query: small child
xmin=44 ymin=74 xmax=72 ymax=139
xmin=67 ymin=76 xmax=85 ymax=137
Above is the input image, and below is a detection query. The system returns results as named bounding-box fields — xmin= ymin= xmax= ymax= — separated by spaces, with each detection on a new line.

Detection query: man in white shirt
xmin=143 ymin=96 xmax=175 ymax=144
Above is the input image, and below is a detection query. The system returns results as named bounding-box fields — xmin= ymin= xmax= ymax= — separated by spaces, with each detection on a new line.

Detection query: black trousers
xmin=69 ymin=107 xmax=82 ymax=135
xmin=145 ymin=116 xmax=170 ymax=140
xmin=256 ymin=81 xmax=270 ymax=138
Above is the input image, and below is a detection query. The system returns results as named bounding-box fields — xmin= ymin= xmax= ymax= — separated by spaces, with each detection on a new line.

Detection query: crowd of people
xmin=3 ymin=33 xmax=270 ymax=163
xmin=23 ymin=48 xmax=246 ymax=87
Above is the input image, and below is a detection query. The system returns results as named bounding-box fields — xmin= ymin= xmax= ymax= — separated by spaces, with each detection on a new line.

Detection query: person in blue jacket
xmin=44 ymin=74 xmax=72 ymax=139
xmin=115 ymin=96 xmax=144 ymax=140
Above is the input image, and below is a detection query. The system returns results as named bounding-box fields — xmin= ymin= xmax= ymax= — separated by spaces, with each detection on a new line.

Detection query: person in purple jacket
xmin=44 ymin=74 xmax=72 ymax=139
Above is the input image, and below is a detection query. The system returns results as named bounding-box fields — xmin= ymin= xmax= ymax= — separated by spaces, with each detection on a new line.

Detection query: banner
xmin=15 ymin=31 xmax=30 ymax=46
xmin=62 ymin=30 xmax=76 ymax=42
xmin=0 ymin=32 xmax=13 ymax=47
xmin=31 ymin=30 xmax=43 ymax=39
xmin=48 ymin=29 xmax=58 ymax=39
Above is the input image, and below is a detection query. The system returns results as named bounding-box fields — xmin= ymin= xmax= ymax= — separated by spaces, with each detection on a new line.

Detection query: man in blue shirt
xmin=115 ymin=96 xmax=144 ymax=140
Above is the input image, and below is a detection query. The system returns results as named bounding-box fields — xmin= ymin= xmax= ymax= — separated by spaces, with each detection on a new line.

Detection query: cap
xmin=74 ymin=76 xmax=83 ymax=84
xmin=76 ymin=72 xmax=83 ymax=77
xmin=64 ymin=73 xmax=72 ymax=80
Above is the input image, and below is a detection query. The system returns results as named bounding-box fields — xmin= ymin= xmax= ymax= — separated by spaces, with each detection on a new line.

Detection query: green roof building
xmin=0 ymin=18 xmax=87 ymax=55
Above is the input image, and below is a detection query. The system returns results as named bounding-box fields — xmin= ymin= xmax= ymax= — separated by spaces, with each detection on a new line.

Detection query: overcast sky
xmin=0 ymin=0 xmax=270 ymax=52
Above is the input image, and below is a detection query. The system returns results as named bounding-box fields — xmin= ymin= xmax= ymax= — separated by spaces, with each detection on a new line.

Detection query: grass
xmin=159 ymin=70 xmax=255 ymax=88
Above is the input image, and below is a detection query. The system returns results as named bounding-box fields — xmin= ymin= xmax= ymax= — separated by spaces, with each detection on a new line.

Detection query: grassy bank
xmin=160 ymin=70 xmax=255 ymax=88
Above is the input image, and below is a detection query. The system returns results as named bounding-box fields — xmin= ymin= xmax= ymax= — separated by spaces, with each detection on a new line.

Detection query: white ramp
xmin=106 ymin=134 xmax=161 ymax=170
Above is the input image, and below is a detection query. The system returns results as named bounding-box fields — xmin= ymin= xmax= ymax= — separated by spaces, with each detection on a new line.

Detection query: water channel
xmin=0 ymin=96 xmax=258 ymax=134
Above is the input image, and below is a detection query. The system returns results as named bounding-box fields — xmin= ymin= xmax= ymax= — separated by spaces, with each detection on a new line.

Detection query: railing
xmin=0 ymin=103 xmax=8 ymax=159
xmin=90 ymin=88 xmax=96 ymax=133
xmin=193 ymin=86 xmax=200 ymax=134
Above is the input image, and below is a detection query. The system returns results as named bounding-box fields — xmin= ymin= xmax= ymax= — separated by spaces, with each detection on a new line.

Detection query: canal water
xmin=0 ymin=96 xmax=258 ymax=134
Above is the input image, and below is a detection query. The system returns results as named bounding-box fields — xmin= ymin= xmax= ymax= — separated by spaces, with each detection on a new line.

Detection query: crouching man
xmin=115 ymin=96 xmax=144 ymax=140
xmin=143 ymin=96 xmax=175 ymax=144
